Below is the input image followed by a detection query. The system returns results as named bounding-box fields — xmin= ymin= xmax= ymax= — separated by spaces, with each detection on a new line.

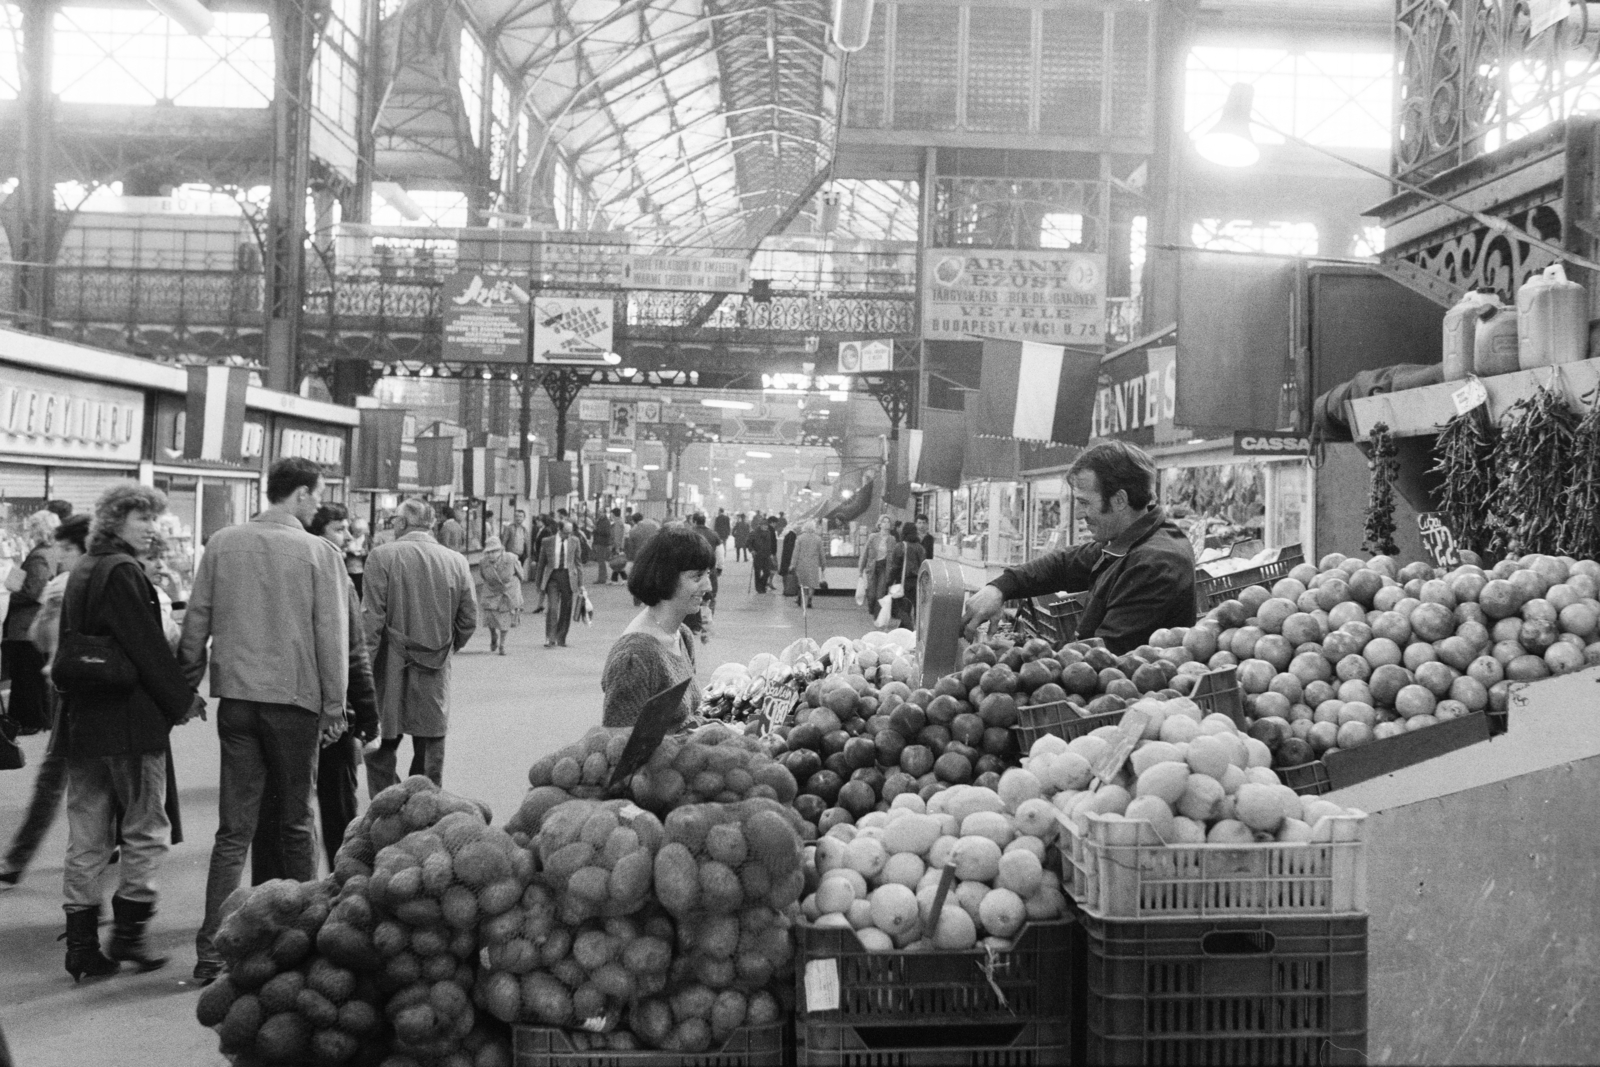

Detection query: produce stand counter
xmin=1325 ymin=665 xmax=1600 ymax=1065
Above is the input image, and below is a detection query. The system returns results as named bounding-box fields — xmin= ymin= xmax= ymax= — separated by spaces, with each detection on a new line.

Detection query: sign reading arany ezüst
xmin=922 ymin=249 xmax=1106 ymax=344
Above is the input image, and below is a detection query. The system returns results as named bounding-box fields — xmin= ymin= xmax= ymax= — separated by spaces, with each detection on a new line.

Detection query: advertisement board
xmin=622 ymin=255 xmax=750 ymax=293
xmin=838 ymin=339 xmax=893 ymax=373
xmin=922 ymin=249 xmax=1107 ymax=344
xmin=0 ymin=365 xmax=144 ymax=464
xmin=441 ymin=270 xmax=529 ymax=363
xmin=531 ymin=296 xmax=615 ymax=364
xmin=1090 ymin=345 xmax=1179 ymax=446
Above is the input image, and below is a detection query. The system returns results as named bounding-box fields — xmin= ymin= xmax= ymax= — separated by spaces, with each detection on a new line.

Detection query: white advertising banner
xmin=922 ymin=249 xmax=1107 ymax=344
xmin=623 ymin=255 xmax=751 ymax=293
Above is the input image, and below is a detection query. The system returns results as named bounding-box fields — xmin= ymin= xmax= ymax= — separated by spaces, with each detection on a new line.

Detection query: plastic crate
xmin=796 ymin=1020 xmax=1070 ymax=1067
xmin=1080 ymin=913 xmax=1368 ymax=1066
xmin=1070 ymin=810 xmax=1367 ymax=920
xmin=512 ymin=1024 xmax=785 ymax=1067
xmin=1195 ymin=547 xmax=1306 ymax=611
xmin=1012 ymin=666 xmax=1243 ymax=752
xmin=1274 ymin=710 xmax=1495 ymax=796
xmin=795 ymin=918 xmax=1074 ymax=1024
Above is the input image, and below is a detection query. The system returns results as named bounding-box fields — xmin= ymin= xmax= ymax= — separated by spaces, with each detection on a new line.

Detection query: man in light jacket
xmin=362 ymin=497 xmax=477 ymax=794
xmin=181 ymin=457 xmax=350 ymax=984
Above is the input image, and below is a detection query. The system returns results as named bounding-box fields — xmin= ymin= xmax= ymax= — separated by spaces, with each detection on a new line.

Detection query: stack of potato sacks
xmin=196 ymin=776 xmax=516 ymax=1067
xmin=480 ymin=724 xmax=805 ymax=1052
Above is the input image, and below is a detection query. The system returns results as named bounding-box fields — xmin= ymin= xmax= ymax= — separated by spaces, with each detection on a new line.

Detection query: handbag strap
xmin=61 ymin=554 xmax=136 ymax=642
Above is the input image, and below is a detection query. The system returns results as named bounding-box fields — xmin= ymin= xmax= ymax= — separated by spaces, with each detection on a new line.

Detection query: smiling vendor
xmin=961 ymin=441 xmax=1196 ymax=653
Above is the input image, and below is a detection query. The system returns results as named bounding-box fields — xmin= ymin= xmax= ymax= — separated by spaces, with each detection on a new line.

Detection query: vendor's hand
xmin=961 ymin=585 xmax=1007 ymax=641
xmin=319 ymin=708 xmax=347 ymax=746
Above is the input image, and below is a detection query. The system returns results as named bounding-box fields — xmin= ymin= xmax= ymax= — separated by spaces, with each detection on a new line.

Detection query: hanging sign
xmin=531 ymin=296 xmax=615 ymax=364
xmin=838 ymin=339 xmax=893 ymax=373
xmin=609 ymin=403 xmax=636 ymax=442
xmin=1232 ymin=431 xmax=1310 ymax=456
xmin=622 ymin=255 xmax=750 ymax=293
xmin=721 ymin=400 xmax=803 ymax=444
xmin=922 ymin=249 xmax=1106 ymax=344
xmin=1091 ymin=345 xmax=1179 ymax=445
xmin=441 ymin=270 xmax=530 ymax=363
xmin=577 ymin=399 xmax=611 ymax=423
xmin=637 ymin=400 xmax=661 ymax=423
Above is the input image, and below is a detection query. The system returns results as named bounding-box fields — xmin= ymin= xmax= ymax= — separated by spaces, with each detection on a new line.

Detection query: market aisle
xmin=0 ymin=552 xmax=865 ymax=1066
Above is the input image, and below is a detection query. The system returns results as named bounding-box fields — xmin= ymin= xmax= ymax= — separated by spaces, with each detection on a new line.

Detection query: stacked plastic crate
xmin=1063 ymin=809 xmax=1369 ymax=1064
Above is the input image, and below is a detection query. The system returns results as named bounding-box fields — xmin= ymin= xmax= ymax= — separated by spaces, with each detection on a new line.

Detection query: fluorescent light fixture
xmin=701 ymin=398 xmax=754 ymax=411
xmin=1196 ymin=83 xmax=1261 ymax=168
xmin=642 ymin=464 xmax=660 ymax=471
xmin=606 ymin=446 xmax=632 ymax=453
xmin=746 ymin=451 xmax=773 ymax=459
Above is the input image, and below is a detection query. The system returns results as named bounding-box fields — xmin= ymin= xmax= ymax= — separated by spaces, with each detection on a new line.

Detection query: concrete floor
xmin=0 ymin=557 xmax=867 ymax=1067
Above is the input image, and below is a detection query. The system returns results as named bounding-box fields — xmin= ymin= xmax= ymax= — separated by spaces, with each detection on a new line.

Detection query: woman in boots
xmin=477 ymin=534 xmax=523 ymax=655
xmin=55 ymin=484 xmax=204 ymax=981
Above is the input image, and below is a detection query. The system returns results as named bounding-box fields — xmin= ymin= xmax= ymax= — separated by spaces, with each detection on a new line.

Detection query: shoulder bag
xmin=876 ymin=549 xmax=910 ymax=629
xmin=51 ymin=555 xmax=139 ymax=695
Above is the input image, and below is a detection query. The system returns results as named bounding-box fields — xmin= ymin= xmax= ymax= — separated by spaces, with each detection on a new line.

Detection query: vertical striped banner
xmin=184 ymin=366 xmax=249 ymax=463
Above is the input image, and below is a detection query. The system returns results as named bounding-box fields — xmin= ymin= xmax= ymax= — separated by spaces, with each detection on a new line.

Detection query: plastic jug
xmin=1473 ymin=298 xmax=1520 ymax=376
xmin=1442 ymin=290 xmax=1498 ymax=380
xmin=1517 ymin=263 xmax=1588 ymax=369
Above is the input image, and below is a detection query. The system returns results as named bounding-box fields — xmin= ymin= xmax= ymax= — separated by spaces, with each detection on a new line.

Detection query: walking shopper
xmin=183 ymin=457 xmax=351 ymax=984
xmin=250 ymin=504 xmax=378 ymax=882
xmin=714 ymin=509 xmax=731 ymax=548
xmin=858 ymin=514 xmax=896 ymax=619
xmin=625 ymin=511 xmax=660 ymax=574
xmin=537 ymin=517 xmax=585 ymax=648
xmin=606 ymin=509 xmax=629 ymax=583
xmin=3 ymin=509 xmax=60 ymax=734
xmin=690 ymin=513 xmax=723 ymax=613
xmin=478 ymin=534 xmax=524 ymax=655
xmin=501 ymin=509 xmax=531 ymax=570
xmin=792 ymin=520 xmax=827 ymax=608
xmin=590 ymin=508 xmax=613 ymax=584
xmin=750 ymin=517 xmax=778 ymax=593
xmin=885 ymin=522 xmax=928 ymax=630
xmin=732 ymin=513 xmax=750 ymax=561
xmin=362 ymin=497 xmax=477 ymax=795
xmin=56 ymin=484 xmax=204 ymax=980
xmin=0 ymin=515 xmax=90 ymax=890
xmin=779 ymin=523 xmax=799 ymax=598
xmin=345 ymin=516 xmax=369 ymax=600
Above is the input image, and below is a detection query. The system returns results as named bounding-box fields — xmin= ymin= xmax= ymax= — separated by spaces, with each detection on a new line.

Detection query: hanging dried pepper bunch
xmin=1488 ymin=381 xmax=1578 ymax=559
xmin=1559 ymin=391 xmax=1600 ymax=560
xmin=1364 ymin=422 xmax=1399 ymax=557
xmin=1430 ymin=406 xmax=1500 ymax=556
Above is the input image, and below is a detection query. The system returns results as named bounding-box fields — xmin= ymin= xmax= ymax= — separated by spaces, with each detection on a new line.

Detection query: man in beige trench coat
xmin=362 ymin=497 xmax=477 ymax=793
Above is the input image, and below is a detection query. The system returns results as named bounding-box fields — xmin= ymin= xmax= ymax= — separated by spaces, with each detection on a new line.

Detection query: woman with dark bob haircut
xmin=600 ymin=527 xmax=715 ymax=727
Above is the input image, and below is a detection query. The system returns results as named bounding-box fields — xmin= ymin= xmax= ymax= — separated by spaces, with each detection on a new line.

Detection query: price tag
xmin=581 ymin=1015 xmax=611 ymax=1033
xmin=1417 ymin=512 xmax=1462 ymax=567
xmin=803 ymin=959 xmax=841 ymax=1012
xmin=1451 ymin=375 xmax=1489 ymax=416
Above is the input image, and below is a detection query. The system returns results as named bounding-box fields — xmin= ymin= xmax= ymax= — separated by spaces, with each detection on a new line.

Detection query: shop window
xmin=1161 ymin=462 xmax=1267 ymax=563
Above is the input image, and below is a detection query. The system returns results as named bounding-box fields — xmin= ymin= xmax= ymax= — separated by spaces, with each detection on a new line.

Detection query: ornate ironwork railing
xmin=1396 ymin=0 xmax=1600 ymax=182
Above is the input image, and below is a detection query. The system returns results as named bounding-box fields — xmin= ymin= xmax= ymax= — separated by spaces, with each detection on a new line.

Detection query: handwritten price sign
xmin=1417 ymin=512 xmax=1461 ymax=568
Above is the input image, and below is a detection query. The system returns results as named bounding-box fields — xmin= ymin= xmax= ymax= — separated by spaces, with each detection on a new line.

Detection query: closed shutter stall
xmin=44 ymin=466 xmax=141 ymax=511
xmin=0 ymin=463 xmax=47 ymax=498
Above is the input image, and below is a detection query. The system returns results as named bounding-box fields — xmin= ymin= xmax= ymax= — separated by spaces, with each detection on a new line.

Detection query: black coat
xmin=989 ymin=506 xmax=1196 ymax=654
xmin=57 ymin=541 xmax=196 ymax=760
xmin=779 ymin=530 xmax=797 ymax=574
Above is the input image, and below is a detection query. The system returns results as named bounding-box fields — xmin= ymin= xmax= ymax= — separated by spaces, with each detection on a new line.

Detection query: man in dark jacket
xmin=590 ymin=509 xmax=613 ymax=584
xmin=713 ymin=509 xmax=731 ymax=546
xmin=749 ymin=518 xmax=779 ymax=593
xmin=962 ymin=441 xmax=1195 ymax=653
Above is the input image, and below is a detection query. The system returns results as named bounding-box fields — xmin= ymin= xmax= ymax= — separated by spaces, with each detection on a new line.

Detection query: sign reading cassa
xmin=0 ymin=366 xmax=143 ymax=463
xmin=1232 ymin=431 xmax=1311 ymax=456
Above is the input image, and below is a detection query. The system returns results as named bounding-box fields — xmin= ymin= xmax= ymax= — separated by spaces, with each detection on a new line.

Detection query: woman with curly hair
xmin=3 ymin=508 xmax=60 ymax=734
xmin=54 ymin=483 xmax=204 ymax=980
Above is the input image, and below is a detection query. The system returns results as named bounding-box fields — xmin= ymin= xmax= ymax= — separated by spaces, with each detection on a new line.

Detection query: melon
xmin=855 ymin=927 xmax=895 ymax=952
xmin=1175 ymin=774 xmax=1225 ymax=822
xmin=930 ymin=906 xmax=978 ymax=950
xmin=880 ymin=852 xmax=926 ymax=889
xmin=950 ymin=836 xmax=1003 ymax=882
xmin=960 ymin=811 xmax=1014 ymax=848
xmin=1124 ymin=795 xmax=1176 ymax=842
xmin=1130 ymin=741 xmax=1184 ymax=777
xmin=1234 ymin=783 xmax=1285 ymax=834
xmin=1134 ymin=762 xmax=1189 ymax=806
xmin=868 ymin=884 xmax=920 ymax=937
xmin=995 ymin=849 xmax=1044 ymax=898
xmin=977 ymin=888 xmax=1027 ymax=939
xmin=1206 ymin=819 xmax=1255 ymax=844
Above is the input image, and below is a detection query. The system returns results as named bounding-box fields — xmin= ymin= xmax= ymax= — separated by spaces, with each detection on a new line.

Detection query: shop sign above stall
xmin=441 ymin=270 xmax=530 ymax=364
xmin=576 ymin=399 xmax=611 ymax=423
xmin=1232 ymin=431 xmax=1310 ymax=456
xmin=279 ymin=427 xmax=347 ymax=471
xmin=0 ymin=365 xmax=143 ymax=463
xmin=622 ymin=254 xmax=750 ymax=293
xmin=531 ymin=296 xmax=615 ymax=364
xmin=921 ymin=249 xmax=1106 ymax=344
xmin=837 ymin=339 xmax=893 ymax=373
xmin=1091 ymin=345 xmax=1180 ymax=445
xmin=721 ymin=400 xmax=802 ymax=444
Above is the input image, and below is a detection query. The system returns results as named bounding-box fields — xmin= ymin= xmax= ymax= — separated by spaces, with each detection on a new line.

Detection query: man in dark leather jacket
xmin=962 ymin=441 xmax=1195 ymax=653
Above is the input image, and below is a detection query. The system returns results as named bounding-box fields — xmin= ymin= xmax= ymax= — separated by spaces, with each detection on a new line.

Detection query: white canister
xmin=1474 ymin=298 xmax=1521 ymax=377
xmin=1516 ymin=263 xmax=1588 ymax=369
xmin=1442 ymin=290 xmax=1498 ymax=381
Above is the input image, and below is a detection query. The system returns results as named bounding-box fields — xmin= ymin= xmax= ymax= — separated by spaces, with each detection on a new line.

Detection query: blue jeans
xmin=63 ymin=753 xmax=168 ymax=908
xmin=195 ymin=699 xmax=319 ymax=961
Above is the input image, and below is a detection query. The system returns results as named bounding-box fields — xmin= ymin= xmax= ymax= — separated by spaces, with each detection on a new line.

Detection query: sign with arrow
xmin=532 ymin=296 xmax=614 ymax=364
